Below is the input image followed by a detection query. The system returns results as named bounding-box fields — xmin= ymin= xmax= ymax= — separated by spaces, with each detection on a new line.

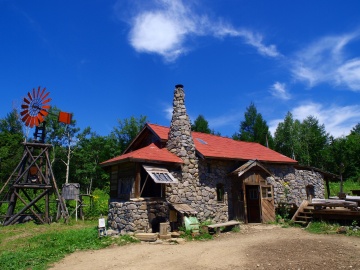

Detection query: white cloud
xmin=118 ymin=0 xmax=280 ymax=61
xmin=291 ymin=33 xmax=360 ymax=91
xmin=270 ymin=81 xmax=290 ymax=100
xmin=291 ymin=102 xmax=360 ymax=137
xmin=336 ymin=58 xmax=360 ymax=90
xmin=214 ymin=25 xmax=281 ymax=57
xmin=163 ymin=105 xmax=173 ymax=120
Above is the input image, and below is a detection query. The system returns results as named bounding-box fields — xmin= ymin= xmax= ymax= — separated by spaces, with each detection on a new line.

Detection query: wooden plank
xmin=207 ymin=220 xmax=240 ymax=228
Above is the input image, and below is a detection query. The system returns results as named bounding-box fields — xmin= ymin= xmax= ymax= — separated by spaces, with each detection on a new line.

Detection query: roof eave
xmin=100 ymin=157 xmax=183 ymax=168
xmin=198 ymin=154 xmax=297 ymax=164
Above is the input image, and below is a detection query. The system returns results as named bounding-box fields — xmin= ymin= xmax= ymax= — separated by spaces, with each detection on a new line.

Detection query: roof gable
xmin=230 ymin=160 xmax=274 ymax=177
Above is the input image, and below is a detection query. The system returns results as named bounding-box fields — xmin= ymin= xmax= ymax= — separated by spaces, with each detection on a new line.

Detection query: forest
xmin=0 ymin=102 xmax=359 ymax=197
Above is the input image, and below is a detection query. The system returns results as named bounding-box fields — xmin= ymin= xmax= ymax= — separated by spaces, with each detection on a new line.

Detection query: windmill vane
xmin=20 ymin=86 xmax=51 ymax=128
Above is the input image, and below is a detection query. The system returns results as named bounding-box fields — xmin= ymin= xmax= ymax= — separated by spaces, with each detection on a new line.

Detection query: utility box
xmin=62 ymin=183 xmax=80 ymax=200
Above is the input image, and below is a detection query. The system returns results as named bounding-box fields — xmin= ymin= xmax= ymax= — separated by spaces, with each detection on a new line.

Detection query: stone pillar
xmin=166 ymin=85 xmax=199 ymax=203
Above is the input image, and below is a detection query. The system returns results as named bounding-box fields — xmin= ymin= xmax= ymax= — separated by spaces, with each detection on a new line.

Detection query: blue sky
xmin=1 ymin=0 xmax=360 ymax=139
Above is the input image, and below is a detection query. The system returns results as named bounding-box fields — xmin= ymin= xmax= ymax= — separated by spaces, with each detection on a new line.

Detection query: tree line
xmin=0 ymin=103 xmax=359 ymax=194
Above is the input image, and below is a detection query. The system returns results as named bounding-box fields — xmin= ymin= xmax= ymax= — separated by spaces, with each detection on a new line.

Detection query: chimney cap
xmin=175 ymin=84 xmax=184 ymax=89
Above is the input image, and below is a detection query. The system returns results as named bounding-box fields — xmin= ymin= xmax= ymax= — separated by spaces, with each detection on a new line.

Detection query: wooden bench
xmin=206 ymin=220 xmax=240 ymax=235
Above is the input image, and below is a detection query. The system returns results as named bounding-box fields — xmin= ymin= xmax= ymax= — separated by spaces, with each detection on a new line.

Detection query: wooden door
xmin=246 ymin=185 xmax=261 ymax=223
xmin=260 ymin=185 xmax=275 ymax=223
xmin=231 ymin=179 xmax=244 ymax=221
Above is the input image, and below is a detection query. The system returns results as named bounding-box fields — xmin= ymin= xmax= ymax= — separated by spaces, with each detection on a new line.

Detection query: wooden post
xmin=135 ymin=164 xmax=141 ymax=198
xmin=159 ymin=222 xmax=168 ymax=235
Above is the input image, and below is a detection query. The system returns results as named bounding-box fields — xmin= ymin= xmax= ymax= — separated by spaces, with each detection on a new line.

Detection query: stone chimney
xmin=166 ymin=84 xmax=199 ymax=203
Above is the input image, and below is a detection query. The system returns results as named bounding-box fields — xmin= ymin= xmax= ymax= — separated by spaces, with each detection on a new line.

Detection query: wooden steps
xmin=291 ymin=200 xmax=314 ymax=226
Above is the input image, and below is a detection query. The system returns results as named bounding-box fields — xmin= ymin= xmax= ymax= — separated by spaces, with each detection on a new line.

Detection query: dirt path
xmin=50 ymin=224 xmax=360 ymax=270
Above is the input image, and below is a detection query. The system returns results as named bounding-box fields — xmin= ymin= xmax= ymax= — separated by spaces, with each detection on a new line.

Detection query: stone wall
xmin=108 ymin=199 xmax=168 ymax=233
xmin=266 ymin=165 xmax=325 ymax=207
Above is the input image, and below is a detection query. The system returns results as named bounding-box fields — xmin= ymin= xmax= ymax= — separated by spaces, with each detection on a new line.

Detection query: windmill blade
xmin=37 ymin=86 xmax=41 ymax=98
xmin=21 ymin=104 xmax=29 ymax=109
xmin=42 ymin=105 xmax=51 ymax=110
xmin=25 ymin=116 xmax=32 ymax=126
xmin=41 ymin=91 xmax=50 ymax=102
xmin=27 ymin=92 xmax=33 ymax=101
xmin=23 ymin=97 xmax=30 ymax=104
xmin=40 ymin=87 xmax=46 ymax=98
xmin=32 ymin=88 xmax=36 ymax=99
xmin=21 ymin=114 xmax=29 ymax=123
xmin=20 ymin=110 xmax=29 ymax=116
xmin=42 ymin=98 xmax=51 ymax=105
xmin=39 ymin=110 xmax=49 ymax=117
xmin=37 ymin=114 xmax=44 ymax=123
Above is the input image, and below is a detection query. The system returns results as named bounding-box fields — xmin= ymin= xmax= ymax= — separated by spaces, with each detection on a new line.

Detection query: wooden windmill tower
xmin=0 ymin=87 xmax=71 ymax=225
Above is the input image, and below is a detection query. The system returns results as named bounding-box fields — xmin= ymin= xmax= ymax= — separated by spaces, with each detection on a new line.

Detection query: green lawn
xmin=0 ymin=220 xmax=138 ymax=270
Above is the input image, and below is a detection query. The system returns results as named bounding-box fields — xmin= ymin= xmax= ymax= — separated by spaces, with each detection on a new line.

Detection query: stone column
xmin=166 ymin=85 xmax=199 ymax=203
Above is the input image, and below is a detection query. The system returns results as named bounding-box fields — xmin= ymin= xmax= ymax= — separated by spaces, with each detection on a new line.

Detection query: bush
xmin=82 ymin=189 xmax=109 ymax=219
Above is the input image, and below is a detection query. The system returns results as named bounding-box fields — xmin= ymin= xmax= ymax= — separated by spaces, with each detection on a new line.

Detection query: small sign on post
xmin=98 ymin=217 xmax=107 ymax=237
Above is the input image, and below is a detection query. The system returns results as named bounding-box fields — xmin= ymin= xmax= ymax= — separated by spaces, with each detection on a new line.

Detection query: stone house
xmin=101 ymin=84 xmax=329 ymax=233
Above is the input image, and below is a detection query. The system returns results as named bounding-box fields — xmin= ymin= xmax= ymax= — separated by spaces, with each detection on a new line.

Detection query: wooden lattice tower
xmin=0 ymin=87 xmax=70 ymax=225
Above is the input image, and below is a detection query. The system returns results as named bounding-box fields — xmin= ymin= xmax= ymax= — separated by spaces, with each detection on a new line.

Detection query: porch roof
xmin=100 ymin=143 xmax=183 ymax=167
xmin=229 ymin=159 xmax=274 ymax=177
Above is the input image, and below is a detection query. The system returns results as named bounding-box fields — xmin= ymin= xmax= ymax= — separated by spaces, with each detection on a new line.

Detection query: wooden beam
xmin=4 ymin=189 xmax=48 ymax=225
xmin=135 ymin=163 xmax=141 ymax=198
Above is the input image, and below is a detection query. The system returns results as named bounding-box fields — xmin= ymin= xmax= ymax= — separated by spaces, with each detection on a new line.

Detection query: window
xmin=196 ymin=138 xmax=208 ymax=144
xmin=140 ymin=165 xmax=178 ymax=198
xmin=249 ymin=189 xmax=258 ymax=200
xmin=216 ymin=183 xmax=225 ymax=202
xmin=142 ymin=165 xmax=178 ymax=184
xmin=261 ymin=186 xmax=273 ymax=198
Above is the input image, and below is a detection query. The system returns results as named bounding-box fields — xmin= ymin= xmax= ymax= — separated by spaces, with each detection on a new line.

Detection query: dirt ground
xmin=51 ymin=224 xmax=360 ymax=270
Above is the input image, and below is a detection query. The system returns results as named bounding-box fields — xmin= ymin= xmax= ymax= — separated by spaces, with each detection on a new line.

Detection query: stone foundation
xmin=108 ymin=199 xmax=168 ymax=233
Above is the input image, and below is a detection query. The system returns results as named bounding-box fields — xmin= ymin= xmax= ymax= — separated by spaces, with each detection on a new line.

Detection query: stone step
xmin=134 ymin=233 xmax=158 ymax=242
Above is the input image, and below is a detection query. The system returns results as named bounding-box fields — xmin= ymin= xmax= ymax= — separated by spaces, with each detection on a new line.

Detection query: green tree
xmin=0 ymin=109 xmax=23 ymax=135
xmin=234 ymin=102 xmax=273 ymax=148
xmin=191 ymin=115 xmax=211 ymax=133
xmin=0 ymin=109 xmax=24 ymax=185
xmin=45 ymin=106 xmax=80 ymax=185
xmin=345 ymin=123 xmax=360 ymax=181
xmin=73 ymin=127 xmax=119 ymax=192
xmin=274 ymin=112 xmax=301 ymax=160
xmin=111 ymin=115 xmax=148 ymax=152
xmin=299 ymin=116 xmax=329 ymax=167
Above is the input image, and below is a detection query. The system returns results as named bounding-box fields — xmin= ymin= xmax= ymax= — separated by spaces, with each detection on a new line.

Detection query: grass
xmin=306 ymin=221 xmax=360 ymax=237
xmin=0 ymin=220 xmax=139 ymax=270
xmin=328 ymin=179 xmax=360 ymax=197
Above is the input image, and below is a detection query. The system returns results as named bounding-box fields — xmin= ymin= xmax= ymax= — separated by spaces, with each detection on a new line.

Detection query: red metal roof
xmin=100 ymin=143 xmax=183 ymax=166
xmin=147 ymin=123 xmax=297 ymax=164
